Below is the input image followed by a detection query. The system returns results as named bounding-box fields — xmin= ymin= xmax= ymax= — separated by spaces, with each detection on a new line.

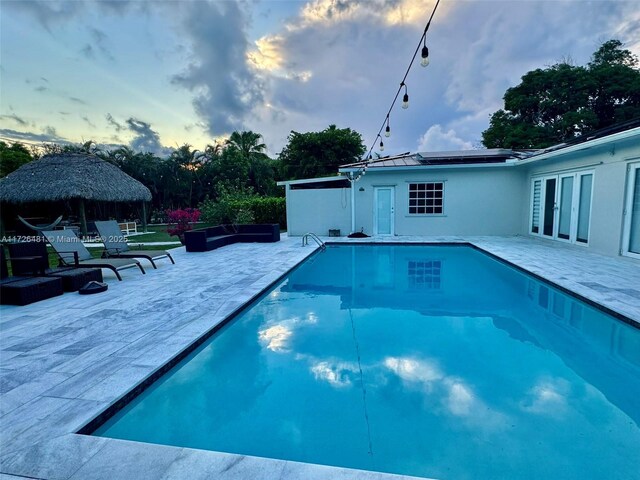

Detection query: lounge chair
xmin=0 ymin=247 xmax=63 ymax=305
xmin=94 ymin=221 xmax=175 ymax=269
xmin=7 ymin=240 xmax=103 ymax=292
xmin=42 ymin=230 xmax=145 ymax=281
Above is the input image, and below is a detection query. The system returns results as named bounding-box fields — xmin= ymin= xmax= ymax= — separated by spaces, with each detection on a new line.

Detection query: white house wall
xmin=285 ymin=186 xmax=351 ymax=236
xmin=352 ymin=167 xmax=526 ymax=236
xmin=523 ymin=138 xmax=640 ymax=257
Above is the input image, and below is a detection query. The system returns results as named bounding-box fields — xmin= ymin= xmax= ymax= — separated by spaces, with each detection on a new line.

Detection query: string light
xmin=379 ymin=135 xmax=385 ymax=151
xmin=359 ymin=0 xmax=441 ymax=166
xmin=401 ymin=83 xmax=409 ymax=109
xmin=421 ymin=38 xmax=430 ymax=67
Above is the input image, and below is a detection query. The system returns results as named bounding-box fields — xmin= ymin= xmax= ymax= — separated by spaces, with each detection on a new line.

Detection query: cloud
xmin=125 ymin=117 xmax=173 ymax=156
xmin=68 ymin=96 xmax=87 ymax=105
xmin=106 ymin=113 xmax=124 ymax=132
xmin=81 ymin=44 xmax=95 ymax=59
xmin=417 ymin=124 xmax=473 ymax=151
xmin=520 ymin=378 xmax=571 ymax=417
xmin=310 ymin=360 xmax=355 ymax=387
xmin=258 ymin=324 xmax=293 ymax=352
xmin=170 ymin=1 xmax=265 ymax=136
xmin=3 ymin=0 xmax=87 ymax=31
xmin=384 ymin=356 xmax=508 ymax=429
xmin=81 ymin=116 xmax=96 ymax=128
xmin=3 ymin=0 xmax=141 ymax=30
xmin=0 ymin=114 xmax=28 ymax=127
xmin=88 ymin=27 xmax=115 ymax=61
xmin=0 ymin=127 xmax=69 ymax=144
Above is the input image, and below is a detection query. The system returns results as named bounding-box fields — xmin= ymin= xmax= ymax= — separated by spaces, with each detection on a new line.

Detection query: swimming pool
xmin=93 ymin=245 xmax=640 ymax=479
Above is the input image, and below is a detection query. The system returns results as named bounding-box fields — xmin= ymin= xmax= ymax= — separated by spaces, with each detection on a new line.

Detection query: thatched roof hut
xmin=0 ymin=153 xmax=152 ymax=235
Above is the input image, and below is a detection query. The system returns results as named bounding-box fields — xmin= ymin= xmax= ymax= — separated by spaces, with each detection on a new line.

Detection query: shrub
xmin=200 ymin=194 xmax=286 ymax=228
xmin=166 ymin=208 xmax=201 ymax=239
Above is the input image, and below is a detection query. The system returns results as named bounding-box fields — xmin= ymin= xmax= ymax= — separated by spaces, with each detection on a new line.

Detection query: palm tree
xmin=225 ymin=131 xmax=274 ymax=195
xmin=225 ymin=131 xmax=267 ymax=161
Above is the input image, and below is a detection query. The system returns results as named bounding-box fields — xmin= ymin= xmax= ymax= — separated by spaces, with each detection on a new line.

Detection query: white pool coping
xmin=1 ymin=234 xmax=638 ymax=480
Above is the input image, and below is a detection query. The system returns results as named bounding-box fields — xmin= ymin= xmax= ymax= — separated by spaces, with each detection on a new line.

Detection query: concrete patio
xmin=1 ymin=234 xmax=638 ymax=480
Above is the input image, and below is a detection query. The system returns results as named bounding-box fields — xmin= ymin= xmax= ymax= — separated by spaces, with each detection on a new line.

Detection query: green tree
xmin=0 ymin=141 xmax=33 ymax=177
xmin=225 ymin=131 xmax=276 ymax=195
xmin=482 ymin=40 xmax=640 ymax=149
xmin=278 ymin=124 xmax=365 ymax=180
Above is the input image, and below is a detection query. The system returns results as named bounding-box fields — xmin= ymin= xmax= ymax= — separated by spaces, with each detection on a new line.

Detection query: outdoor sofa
xmin=6 ymin=240 xmax=103 ymax=292
xmin=184 ymin=224 xmax=280 ymax=252
xmin=0 ymin=248 xmax=63 ymax=306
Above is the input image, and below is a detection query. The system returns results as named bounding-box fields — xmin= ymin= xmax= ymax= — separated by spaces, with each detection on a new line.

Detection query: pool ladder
xmin=302 ymin=232 xmax=326 ymax=251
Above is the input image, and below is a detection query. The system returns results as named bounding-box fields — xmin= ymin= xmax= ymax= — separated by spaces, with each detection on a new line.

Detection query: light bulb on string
xmin=385 ymin=115 xmax=391 ymax=137
xmin=379 ymin=139 xmax=385 ymax=151
xmin=401 ymin=83 xmax=409 ymax=109
xmin=421 ymin=38 xmax=429 ymax=67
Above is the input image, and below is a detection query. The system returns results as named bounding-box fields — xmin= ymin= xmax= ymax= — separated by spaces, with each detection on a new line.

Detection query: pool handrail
xmin=302 ymin=232 xmax=326 ymax=250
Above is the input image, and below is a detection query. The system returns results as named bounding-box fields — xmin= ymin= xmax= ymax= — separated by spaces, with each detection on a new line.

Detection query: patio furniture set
xmin=1 ymin=222 xmax=281 ymax=306
xmin=0 ymin=221 xmax=173 ymax=306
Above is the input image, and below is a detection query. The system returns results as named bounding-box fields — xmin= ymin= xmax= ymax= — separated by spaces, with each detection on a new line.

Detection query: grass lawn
xmin=125 ymin=223 xmax=217 ymax=243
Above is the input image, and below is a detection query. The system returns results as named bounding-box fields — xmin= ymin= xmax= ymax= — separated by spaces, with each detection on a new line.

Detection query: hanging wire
xmin=361 ymin=0 xmax=442 ymax=165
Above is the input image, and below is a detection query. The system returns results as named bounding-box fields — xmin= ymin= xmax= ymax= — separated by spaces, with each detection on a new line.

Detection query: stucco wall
xmin=522 ymin=138 xmax=640 ymax=257
xmin=351 ymin=166 xmax=526 ymax=236
xmin=285 ymin=186 xmax=351 ymax=236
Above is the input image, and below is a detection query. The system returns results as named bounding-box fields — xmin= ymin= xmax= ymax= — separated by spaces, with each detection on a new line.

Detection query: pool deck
xmin=0 ymin=234 xmax=638 ymax=480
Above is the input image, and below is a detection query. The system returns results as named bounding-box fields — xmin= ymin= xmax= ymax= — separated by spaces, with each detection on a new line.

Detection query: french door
xmin=530 ymin=171 xmax=593 ymax=244
xmin=622 ymin=162 xmax=640 ymax=258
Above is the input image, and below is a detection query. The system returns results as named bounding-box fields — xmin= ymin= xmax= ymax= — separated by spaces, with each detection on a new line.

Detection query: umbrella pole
xmin=78 ymin=198 xmax=88 ymax=238
xmin=141 ymin=201 xmax=148 ymax=233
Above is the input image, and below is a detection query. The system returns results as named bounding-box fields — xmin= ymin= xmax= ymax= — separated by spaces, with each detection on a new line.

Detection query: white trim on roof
xmin=517 ymin=127 xmax=640 ymax=165
xmin=339 ymin=160 xmax=518 ymax=174
xmin=276 ymin=176 xmax=347 ymax=186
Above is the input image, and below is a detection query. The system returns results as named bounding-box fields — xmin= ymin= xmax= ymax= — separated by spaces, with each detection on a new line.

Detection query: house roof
xmin=340 ymin=119 xmax=640 ymax=173
xmin=339 ymin=149 xmax=527 ymax=171
xmin=276 ymin=175 xmax=348 ymax=186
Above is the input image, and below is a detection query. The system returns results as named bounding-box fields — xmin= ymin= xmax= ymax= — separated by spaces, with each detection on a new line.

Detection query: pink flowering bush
xmin=166 ymin=208 xmax=201 ymax=241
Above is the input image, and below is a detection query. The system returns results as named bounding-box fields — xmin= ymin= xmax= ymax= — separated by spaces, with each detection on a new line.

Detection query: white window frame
xmin=622 ymin=160 xmax=640 ymax=259
xmin=407 ymin=181 xmax=445 ymax=216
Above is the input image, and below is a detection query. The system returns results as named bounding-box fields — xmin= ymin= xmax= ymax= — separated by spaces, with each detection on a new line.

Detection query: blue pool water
xmin=94 ymin=245 xmax=640 ymax=480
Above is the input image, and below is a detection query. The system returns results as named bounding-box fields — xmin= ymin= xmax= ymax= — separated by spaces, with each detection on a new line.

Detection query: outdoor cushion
xmin=185 ymin=224 xmax=280 ymax=252
xmin=0 ymin=275 xmax=63 ymax=306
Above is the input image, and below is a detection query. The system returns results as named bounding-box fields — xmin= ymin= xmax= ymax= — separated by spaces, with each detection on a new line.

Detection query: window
xmin=408 ymin=182 xmax=443 ymax=214
xmin=531 ymin=179 xmax=541 ymax=233
xmin=408 ymin=260 xmax=441 ymax=289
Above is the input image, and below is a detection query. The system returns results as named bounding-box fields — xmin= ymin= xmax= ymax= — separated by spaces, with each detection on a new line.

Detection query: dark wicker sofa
xmin=184 ymin=224 xmax=280 ymax=252
xmin=6 ymin=241 xmax=103 ymax=292
xmin=0 ymin=248 xmax=64 ymax=306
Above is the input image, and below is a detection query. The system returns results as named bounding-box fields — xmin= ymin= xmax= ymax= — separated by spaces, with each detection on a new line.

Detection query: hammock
xmin=18 ymin=215 xmax=63 ymax=232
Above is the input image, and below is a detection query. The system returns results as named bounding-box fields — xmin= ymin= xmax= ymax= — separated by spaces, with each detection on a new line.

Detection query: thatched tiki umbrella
xmin=0 ymin=153 xmax=152 ymax=236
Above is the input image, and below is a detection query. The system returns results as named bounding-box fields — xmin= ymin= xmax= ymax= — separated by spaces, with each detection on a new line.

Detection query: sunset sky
xmin=1 ymin=0 xmax=639 ymax=158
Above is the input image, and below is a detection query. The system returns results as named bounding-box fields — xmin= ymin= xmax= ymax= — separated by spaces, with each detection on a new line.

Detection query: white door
xmin=623 ymin=162 xmax=640 ymax=258
xmin=541 ymin=176 xmax=557 ymax=238
xmin=374 ymin=186 xmax=395 ymax=235
xmin=556 ymin=173 xmax=575 ymax=241
xmin=531 ymin=171 xmax=593 ymax=244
